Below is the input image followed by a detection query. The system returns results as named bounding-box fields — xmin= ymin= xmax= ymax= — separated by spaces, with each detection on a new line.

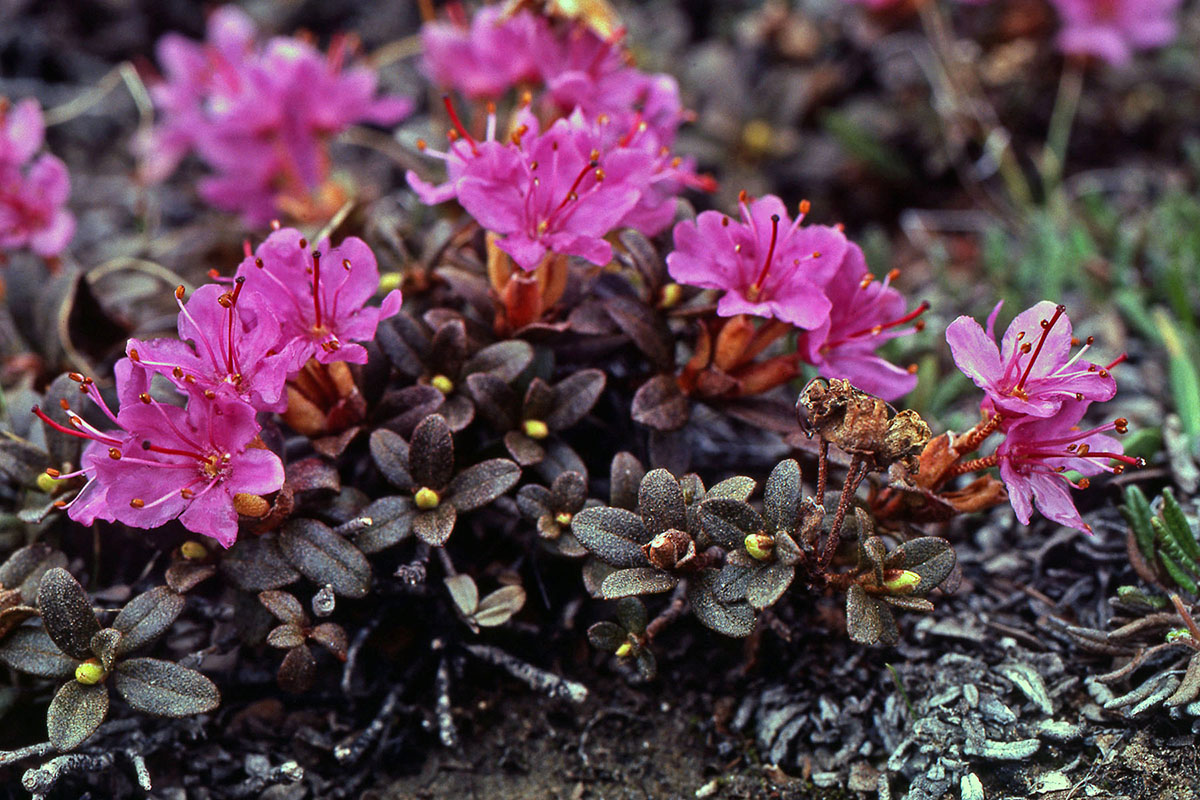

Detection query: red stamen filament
xmin=1015 ymin=305 xmax=1065 ymax=393
xmin=748 ymin=214 xmax=781 ymax=299
xmin=442 ymin=94 xmax=477 ymax=154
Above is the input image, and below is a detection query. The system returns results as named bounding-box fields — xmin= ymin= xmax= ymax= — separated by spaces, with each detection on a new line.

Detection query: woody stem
xmin=819 ymin=458 xmax=868 ymax=573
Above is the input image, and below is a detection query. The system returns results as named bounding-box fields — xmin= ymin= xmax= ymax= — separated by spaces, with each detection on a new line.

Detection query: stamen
xmin=442 ymin=94 xmax=477 ymax=154
xmin=747 ymin=214 xmax=781 ymax=300
xmin=1015 ymin=305 xmax=1066 ymax=392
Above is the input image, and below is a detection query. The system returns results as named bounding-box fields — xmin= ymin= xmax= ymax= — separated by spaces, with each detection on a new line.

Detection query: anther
xmin=130 ymin=498 xmax=145 ymax=508
xmin=108 ymin=448 xmax=121 ymax=459
xmin=175 ymin=286 xmax=185 ymax=300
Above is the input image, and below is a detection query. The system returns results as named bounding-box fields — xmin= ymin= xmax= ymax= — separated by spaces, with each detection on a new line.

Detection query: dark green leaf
xmin=517 ymin=485 xmax=554 ymax=521
xmin=0 ymin=544 xmax=60 ymax=596
xmin=638 ymin=469 xmax=686 ymax=535
xmin=706 ymin=476 xmax=756 ymax=502
xmin=464 ymin=340 xmax=534 ymax=383
xmin=635 ymin=648 xmax=657 ymax=680
xmin=165 ymin=563 xmax=217 ymax=594
xmin=369 ymin=429 xmax=413 ymax=490
xmin=414 ymin=504 xmax=457 ymax=547
xmin=846 ymin=585 xmax=898 ymax=645
xmin=712 ymin=560 xmax=754 ymax=603
xmin=885 ymin=538 xmax=956 ymax=594
xmin=747 ymin=562 xmax=794 ymax=610
xmin=266 ymin=624 xmax=307 ymax=649
xmin=89 ymin=628 xmax=122 ymax=670
xmin=572 ymin=507 xmax=651 ymax=567
xmin=276 ymin=645 xmax=316 ymax=693
xmin=113 ymin=658 xmax=220 ymax=717
xmin=448 ymin=459 xmax=521 ymax=511
xmin=550 ymin=471 xmax=588 ymax=512
xmin=353 ymin=496 xmax=415 ymax=554
xmin=615 ymin=597 xmax=648 ymax=634
xmin=37 ymin=568 xmax=99 ymax=661
xmin=309 ymin=622 xmax=348 ymax=660
xmin=605 ymin=296 xmax=673 ymax=370
xmin=112 ymin=587 xmax=185 ymax=656
xmin=1164 ymin=652 xmax=1200 ymax=707
xmin=587 ymin=621 xmax=624 ymax=651
xmin=377 ymin=314 xmax=428 ymax=377
xmin=410 ymin=414 xmax=454 ymax=489
xmin=763 ymin=460 xmax=801 ymax=533
xmin=609 ymin=452 xmax=645 ymax=510
xmin=546 ymin=370 xmax=606 ymax=431
xmin=220 ymin=534 xmax=301 ymax=592
xmin=688 ymin=573 xmax=757 ymax=638
xmin=258 ymin=590 xmax=305 ymax=626
xmin=467 ymin=372 xmax=520 ymax=431
xmin=600 ymin=568 xmax=677 ymax=599
xmin=0 ymin=625 xmax=78 ymax=677
xmin=47 ymin=681 xmax=108 ymax=751
xmin=504 ymin=430 xmax=545 ymax=466
xmin=699 ymin=498 xmax=765 ymax=549
xmin=279 ymin=519 xmax=372 ymax=599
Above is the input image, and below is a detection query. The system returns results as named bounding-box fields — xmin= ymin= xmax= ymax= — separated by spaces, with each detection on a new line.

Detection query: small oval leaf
xmin=279 ymin=519 xmax=372 ymax=599
xmin=572 ymin=508 xmax=651 ymax=568
xmin=473 ymin=585 xmax=525 ymax=627
xmin=0 ymin=625 xmax=78 ymax=677
xmin=112 ymin=587 xmax=185 ymax=656
xmin=600 ymin=568 xmax=677 ymax=599
xmin=47 ymin=681 xmax=109 ymax=751
xmin=37 ymin=568 xmax=100 ymax=661
xmin=113 ymin=658 xmax=220 ymax=717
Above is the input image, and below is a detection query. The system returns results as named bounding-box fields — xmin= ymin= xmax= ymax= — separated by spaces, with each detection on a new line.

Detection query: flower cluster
xmin=410 ymin=6 xmax=709 ymax=270
xmin=667 ymin=193 xmax=926 ymax=400
xmin=0 ymin=97 xmax=75 ymax=259
xmin=136 ymin=6 xmax=413 ymax=225
xmin=37 ymin=227 xmax=400 ymax=547
xmin=1050 ymin=0 xmax=1182 ymax=66
xmin=947 ymin=301 xmax=1138 ymax=531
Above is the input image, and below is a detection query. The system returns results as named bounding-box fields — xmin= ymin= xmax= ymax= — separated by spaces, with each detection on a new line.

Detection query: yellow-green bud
xmin=430 ymin=374 xmax=455 ymax=394
xmin=75 ymin=659 xmax=106 ymax=685
xmin=378 ymin=272 xmax=403 ymax=293
xmin=615 ymin=641 xmax=633 ymax=658
xmin=741 ymin=119 xmax=773 ymax=156
xmin=554 ymin=511 xmax=574 ymax=526
xmin=523 ymin=419 xmax=550 ymax=440
xmin=1166 ymin=628 xmax=1194 ymax=644
xmin=180 ymin=541 xmax=208 ymax=560
xmin=36 ymin=472 xmax=60 ymax=494
xmin=744 ymin=533 xmax=774 ymax=561
xmin=659 ymin=282 xmax=683 ymax=309
xmin=882 ymin=569 xmax=922 ymax=594
xmin=415 ymin=487 xmax=441 ymax=510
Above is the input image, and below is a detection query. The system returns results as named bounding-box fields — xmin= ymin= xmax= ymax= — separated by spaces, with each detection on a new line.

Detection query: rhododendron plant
xmin=137 ymin=5 xmax=412 ymax=224
xmin=0 ymin=97 xmax=75 ymax=258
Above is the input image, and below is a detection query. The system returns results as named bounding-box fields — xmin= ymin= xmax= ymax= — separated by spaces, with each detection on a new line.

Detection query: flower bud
xmin=75 ymin=658 xmax=106 ymax=685
xmin=180 ymin=541 xmax=208 ymax=560
xmin=36 ymin=472 xmax=60 ymax=494
xmin=379 ymin=272 xmax=403 ymax=293
xmin=659 ymin=282 xmax=683 ymax=309
xmin=554 ymin=511 xmax=574 ymax=526
xmin=415 ymin=487 xmax=440 ymax=510
xmin=523 ymin=419 xmax=550 ymax=440
xmin=642 ymin=528 xmax=696 ymax=571
xmin=615 ymin=641 xmax=633 ymax=658
xmin=233 ymin=492 xmax=271 ymax=518
xmin=431 ymin=374 xmax=455 ymax=394
xmin=744 ymin=533 xmax=775 ymax=561
xmin=882 ymin=569 xmax=922 ymax=594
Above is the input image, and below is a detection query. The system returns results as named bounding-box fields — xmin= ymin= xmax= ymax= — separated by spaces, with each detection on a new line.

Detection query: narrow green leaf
xmin=1162 ymin=489 xmax=1200 ymax=561
xmin=1120 ymin=485 xmax=1156 ymax=564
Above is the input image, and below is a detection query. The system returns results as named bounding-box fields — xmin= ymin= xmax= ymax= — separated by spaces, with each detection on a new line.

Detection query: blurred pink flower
xmin=0 ymin=154 xmax=75 ymax=258
xmin=421 ymin=5 xmax=547 ymax=99
xmin=0 ymin=98 xmax=45 ymax=169
xmin=1050 ymin=0 xmax=1182 ymax=65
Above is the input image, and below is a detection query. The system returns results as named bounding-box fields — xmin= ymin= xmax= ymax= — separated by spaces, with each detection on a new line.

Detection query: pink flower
xmin=996 ymin=400 xmax=1137 ymax=532
xmin=0 ymin=154 xmax=75 ymax=258
xmin=946 ymin=301 xmax=1117 ymax=421
xmin=139 ymin=5 xmax=412 ymax=224
xmin=234 ymin=227 xmax=402 ymax=368
xmin=796 ymin=247 xmax=926 ymax=401
xmin=0 ymin=98 xmax=45 ymax=169
xmin=666 ymin=194 xmax=846 ymax=328
xmin=421 ymin=6 xmax=547 ymax=99
xmin=127 ymin=280 xmax=292 ymax=412
xmin=36 ymin=376 xmax=284 ymax=548
xmin=1050 ymin=0 xmax=1181 ymax=65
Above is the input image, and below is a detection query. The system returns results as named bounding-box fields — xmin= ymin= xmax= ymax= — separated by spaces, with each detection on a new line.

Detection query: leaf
xmin=609 ymin=452 xmax=645 ymax=510
xmin=635 ymin=648 xmax=657 ymax=680
xmin=705 ymin=476 xmax=756 ymax=502
xmin=47 ymin=681 xmax=109 ymax=751
xmin=587 ymin=621 xmax=624 ymax=651
xmin=308 ymin=623 xmax=347 ymax=661
xmin=473 ymin=585 xmax=526 ymax=627
xmin=377 ymin=314 xmax=428 ymax=377
xmin=467 ymin=372 xmax=520 ymax=431
xmin=638 ymin=469 xmax=687 ymax=536
xmin=276 ymin=645 xmax=316 ymax=694
xmin=1121 ymin=485 xmax=1156 ymax=563
xmin=615 ymin=597 xmax=648 ymax=634
xmin=0 ymin=625 xmax=78 ymax=677
xmin=712 ymin=560 xmax=754 ymax=603
xmin=286 ymin=457 xmax=341 ymax=495
xmin=0 ymin=544 xmax=62 ymax=601
xmin=699 ymin=499 xmax=765 ymax=549
xmin=846 ymin=585 xmax=898 ymax=645
xmin=763 ymin=460 xmax=802 ymax=534
xmin=687 ymin=573 xmax=757 ymax=638
xmin=258 ymin=590 xmax=305 ymax=626
xmin=410 ymin=414 xmax=455 ymax=489
xmin=550 ymin=471 xmax=588 ymax=512
xmin=535 ymin=439 xmax=588 ymax=485
xmin=1162 ymin=488 xmax=1200 ymax=561
xmin=369 ymin=429 xmax=414 ymax=490
xmin=266 ymin=624 xmax=307 ymax=649
xmin=352 ymin=496 xmax=415 ymax=554
xmin=631 ymin=375 xmax=689 ymax=432
xmin=444 ymin=574 xmax=479 ymax=616
xmin=746 ymin=563 xmax=795 ymax=610
xmin=89 ymin=628 xmax=122 ymax=671
xmin=885 ymin=538 xmax=956 ymax=594
xmin=165 ymin=563 xmax=217 ymax=594
xmin=448 ymin=459 xmax=521 ymax=511
xmin=414 ymin=504 xmax=458 ymax=547
xmin=377 ymin=385 xmax=445 ymax=437
xmin=279 ymin=519 xmax=372 ymax=599
xmin=517 ymin=485 xmax=554 ymax=520
xmin=617 ymin=229 xmax=667 ymax=289
xmin=112 ymin=658 xmax=220 ymax=717
xmin=604 ymin=296 xmax=673 ymax=370
xmin=464 ymin=340 xmax=534 ymax=383
xmin=601 ymin=568 xmax=677 ymax=599
xmin=572 ymin=507 xmax=651 ymax=568
xmin=220 ymin=534 xmax=301 ymax=592
xmin=0 ymin=605 xmax=38 ymax=643
xmin=546 ymin=369 xmax=606 ymax=431
xmin=112 ymin=587 xmax=185 ymax=656
xmin=1164 ymin=652 xmax=1200 ymax=707
xmin=37 ymin=568 xmax=100 ymax=661
xmin=0 ymin=433 xmax=47 ymax=485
